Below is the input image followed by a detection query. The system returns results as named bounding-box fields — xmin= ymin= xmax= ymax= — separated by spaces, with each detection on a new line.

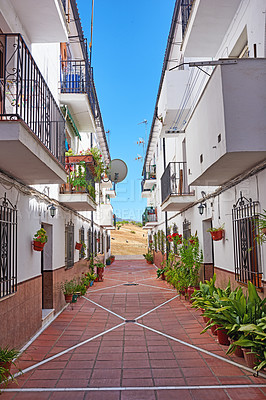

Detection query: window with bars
xmin=173 ymin=223 xmax=178 ymax=254
xmin=0 ymin=193 xmax=17 ymax=299
xmin=101 ymin=233 xmax=104 ymax=254
xmin=65 ymin=222 xmax=74 ymax=269
xmin=79 ymin=226 xmax=85 ymax=259
xmin=94 ymin=230 xmax=97 ymax=255
xmin=97 ymin=231 xmax=101 ymax=253
xmin=183 ymin=219 xmax=191 ymax=240
xmin=87 ymin=228 xmax=92 ymax=259
xmin=232 ymin=193 xmax=262 ymax=288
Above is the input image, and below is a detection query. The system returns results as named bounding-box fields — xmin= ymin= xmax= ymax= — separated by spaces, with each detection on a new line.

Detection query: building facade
xmin=142 ymin=0 xmax=266 ymax=295
xmin=0 ymin=0 xmax=116 ymax=349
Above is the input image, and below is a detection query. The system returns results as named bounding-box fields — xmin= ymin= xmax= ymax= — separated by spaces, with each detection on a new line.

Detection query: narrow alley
xmin=1 ymin=259 xmax=265 ymax=399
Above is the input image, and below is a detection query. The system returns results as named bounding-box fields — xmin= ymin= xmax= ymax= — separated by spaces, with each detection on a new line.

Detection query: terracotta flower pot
xmin=97 ymin=267 xmax=104 ymax=282
xmin=242 ymin=348 xmax=258 ymax=369
xmin=217 ymin=326 xmax=230 ymax=345
xmin=75 ymin=242 xmax=82 ymax=250
xmin=210 ymin=324 xmax=218 ymax=335
xmin=210 ymin=230 xmax=224 ymax=241
xmin=146 ymin=260 xmax=153 ymax=264
xmin=33 ymin=241 xmax=45 ymax=251
xmin=64 ymin=294 xmax=73 ymax=303
xmin=161 ymin=272 xmax=165 ymax=281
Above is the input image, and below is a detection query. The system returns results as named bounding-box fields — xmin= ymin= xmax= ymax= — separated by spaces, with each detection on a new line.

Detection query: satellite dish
xmin=109 ymin=159 xmax=127 ymax=183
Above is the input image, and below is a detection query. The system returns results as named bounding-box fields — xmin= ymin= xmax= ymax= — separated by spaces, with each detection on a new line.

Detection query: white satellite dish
xmin=109 ymin=159 xmax=127 ymax=183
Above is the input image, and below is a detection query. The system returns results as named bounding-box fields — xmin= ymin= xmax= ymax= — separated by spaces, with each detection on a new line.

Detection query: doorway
xmin=202 ymin=219 xmax=214 ymax=281
xmin=41 ymin=223 xmax=53 ymax=310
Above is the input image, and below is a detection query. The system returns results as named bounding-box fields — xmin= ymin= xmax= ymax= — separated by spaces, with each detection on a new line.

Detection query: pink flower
xmin=100 ymin=155 xmax=102 ymax=157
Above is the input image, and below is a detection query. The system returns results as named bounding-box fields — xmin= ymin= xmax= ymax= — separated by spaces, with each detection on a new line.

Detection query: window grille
xmin=232 ymin=193 xmax=262 ymax=288
xmin=65 ymin=222 xmax=74 ymax=269
xmin=79 ymin=226 xmax=85 ymax=259
xmin=173 ymin=223 xmax=178 ymax=254
xmin=87 ymin=228 xmax=92 ymax=258
xmin=181 ymin=0 xmax=193 ymax=35
xmin=94 ymin=230 xmax=97 ymax=255
xmin=183 ymin=219 xmax=191 ymax=240
xmin=166 ymin=227 xmax=171 ymax=254
xmin=0 ymin=193 xmax=17 ymax=299
xmin=101 ymin=233 xmax=104 ymax=253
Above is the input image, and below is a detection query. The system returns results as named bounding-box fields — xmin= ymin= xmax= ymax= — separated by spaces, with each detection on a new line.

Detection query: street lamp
xmin=198 ymin=202 xmax=206 ymax=216
xmin=47 ymin=204 xmax=56 ymax=218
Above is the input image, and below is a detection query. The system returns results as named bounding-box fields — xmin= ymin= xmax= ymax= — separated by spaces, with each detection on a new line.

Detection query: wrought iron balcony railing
xmin=144 ymin=164 xmax=156 ymax=181
xmin=60 ymin=160 xmax=96 ymax=200
xmin=0 ymin=34 xmax=65 ymax=166
xmin=161 ymin=162 xmax=192 ymax=203
xmin=60 ymin=59 xmax=97 ymax=118
xmin=142 ymin=207 xmax=157 ymax=225
xmin=181 ymin=0 xmax=194 ymax=35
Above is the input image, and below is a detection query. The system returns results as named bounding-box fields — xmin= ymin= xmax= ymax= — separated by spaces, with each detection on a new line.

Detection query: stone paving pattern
xmin=1 ymin=259 xmax=265 ymax=399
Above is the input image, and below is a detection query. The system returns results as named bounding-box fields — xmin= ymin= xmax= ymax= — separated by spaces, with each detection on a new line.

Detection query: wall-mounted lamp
xmin=198 ymin=202 xmax=206 ymax=216
xmin=47 ymin=204 xmax=56 ymax=218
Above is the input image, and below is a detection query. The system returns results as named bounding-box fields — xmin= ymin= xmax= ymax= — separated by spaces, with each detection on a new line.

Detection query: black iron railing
xmin=144 ymin=164 xmax=156 ymax=181
xmin=142 ymin=207 xmax=157 ymax=225
xmin=161 ymin=162 xmax=191 ymax=203
xmin=0 ymin=34 xmax=65 ymax=166
xmin=232 ymin=193 xmax=262 ymax=289
xmin=181 ymin=0 xmax=194 ymax=35
xmin=60 ymin=59 xmax=97 ymax=118
xmin=61 ymin=161 xmax=96 ymax=200
xmin=0 ymin=193 xmax=17 ymax=299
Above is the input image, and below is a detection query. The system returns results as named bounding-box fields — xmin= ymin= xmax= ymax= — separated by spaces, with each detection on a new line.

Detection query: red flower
xmin=167 ymin=234 xmax=173 ymax=242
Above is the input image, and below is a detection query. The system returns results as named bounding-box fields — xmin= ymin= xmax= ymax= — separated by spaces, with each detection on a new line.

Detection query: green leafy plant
xmin=0 ymin=347 xmax=20 ymax=385
xmin=60 ymin=279 xmax=77 ymax=295
xmin=71 ymin=162 xmax=88 ymax=190
xmin=143 ymin=252 xmax=153 ymax=263
xmin=255 ymin=210 xmax=266 ymax=244
xmin=33 ymin=228 xmax=47 ymax=243
xmin=207 ymin=224 xmax=225 ymax=233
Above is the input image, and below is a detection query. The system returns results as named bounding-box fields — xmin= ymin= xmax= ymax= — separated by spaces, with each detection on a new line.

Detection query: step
xmin=42 ymin=308 xmax=55 ymax=327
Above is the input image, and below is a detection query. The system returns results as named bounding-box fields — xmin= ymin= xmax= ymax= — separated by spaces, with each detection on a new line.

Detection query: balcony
xmin=8 ymin=0 xmax=68 ymax=43
xmin=59 ymin=161 xmax=96 ymax=211
xmin=106 ymin=185 xmax=116 ymax=199
xmin=141 ymin=180 xmax=152 ymax=198
xmin=60 ymin=60 xmax=97 ymax=132
xmin=161 ymin=162 xmax=195 ymax=211
xmin=181 ymin=0 xmax=242 ymax=57
xmin=186 ymin=59 xmax=266 ymax=186
xmin=142 ymin=207 xmax=158 ymax=230
xmin=97 ymin=204 xmax=115 ymax=228
xmin=142 ymin=165 xmax=156 ymax=190
xmin=0 ymin=34 xmax=66 ymax=185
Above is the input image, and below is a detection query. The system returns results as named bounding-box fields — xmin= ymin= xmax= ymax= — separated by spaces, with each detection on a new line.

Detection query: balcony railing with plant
xmin=161 ymin=162 xmax=193 ymax=203
xmin=142 ymin=207 xmax=157 ymax=226
xmin=144 ymin=164 xmax=156 ymax=181
xmin=60 ymin=161 xmax=96 ymax=201
xmin=60 ymin=59 xmax=97 ymax=118
xmin=0 ymin=34 xmax=65 ymax=166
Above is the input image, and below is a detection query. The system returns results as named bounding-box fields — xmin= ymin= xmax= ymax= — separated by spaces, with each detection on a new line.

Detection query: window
xmin=183 ymin=219 xmax=191 ymax=240
xmin=0 ymin=193 xmax=17 ymax=299
xmin=94 ymin=230 xmax=97 ymax=255
xmin=98 ymin=231 xmax=101 ymax=253
xmin=87 ymin=228 xmax=92 ymax=259
xmin=65 ymin=222 xmax=74 ymax=269
xmin=232 ymin=194 xmax=262 ymax=288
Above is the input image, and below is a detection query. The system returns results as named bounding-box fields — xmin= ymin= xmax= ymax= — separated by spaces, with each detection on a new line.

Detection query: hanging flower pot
xmin=210 ymin=229 xmax=224 ymax=241
xmin=33 ymin=241 xmax=45 ymax=251
xmin=75 ymin=242 xmax=82 ymax=251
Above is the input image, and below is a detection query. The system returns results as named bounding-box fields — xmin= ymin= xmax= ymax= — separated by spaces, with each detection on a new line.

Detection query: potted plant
xmin=60 ymin=279 xmax=77 ymax=303
xmin=71 ymin=162 xmax=88 ymax=192
xmin=95 ymin=261 xmax=105 ymax=281
xmin=110 ymin=255 xmax=115 ymax=264
xmin=0 ymin=347 xmax=20 ymax=385
xmin=33 ymin=228 xmax=47 ymax=251
xmin=143 ymin=252 xmax=154 ymax=264
xmin=106 ymin=257 xmax=111 ymax=266
xmin=207 ymin=224 xmax=225 ymax=241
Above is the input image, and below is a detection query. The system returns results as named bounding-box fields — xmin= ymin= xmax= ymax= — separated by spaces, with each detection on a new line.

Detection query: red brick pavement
xmin=1 ymin=259 xmax=265 ymax=399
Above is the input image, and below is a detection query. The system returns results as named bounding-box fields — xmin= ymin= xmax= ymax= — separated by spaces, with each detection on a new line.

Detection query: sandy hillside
xmin=111 ymin=223 xmax=148 ymax=255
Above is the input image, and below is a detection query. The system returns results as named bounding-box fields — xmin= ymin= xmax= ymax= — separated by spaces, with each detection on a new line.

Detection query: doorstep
xmin=41 ymin=308 xmax=55 ymax=327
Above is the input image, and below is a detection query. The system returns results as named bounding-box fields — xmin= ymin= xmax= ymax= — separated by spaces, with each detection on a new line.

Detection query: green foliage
xmin=143 ymin=252 xmax=153 ymax=263
xmin=130 ymin=230 xmax=136 ymax=234
xmin=33 ymin=228 xmax=47 ymax=243
xmin=60 ymin=279 xmax=77 ymax=295
xmin=207 ymin=224 xmax=224 ymax=232
xmin=90 ymin=147 xmax=108 ymax=182
xmin=0 ymin=347 xmax=20 ymax=385
xmin=256 ymin=210 xmax=266 ymax=244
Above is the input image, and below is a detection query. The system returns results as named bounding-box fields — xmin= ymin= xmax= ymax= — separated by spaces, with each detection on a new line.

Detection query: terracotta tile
xmin=123 ymin=368 xmax=152 ymax=379
xmin=121 ymin=390 xmax=156 ymax=399
xmin=157 ymin=390 xmax=193 ymax=400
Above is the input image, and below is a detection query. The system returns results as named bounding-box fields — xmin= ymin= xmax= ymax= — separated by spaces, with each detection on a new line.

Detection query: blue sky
xmin=77 ymin=0 xmax=175 ymax=221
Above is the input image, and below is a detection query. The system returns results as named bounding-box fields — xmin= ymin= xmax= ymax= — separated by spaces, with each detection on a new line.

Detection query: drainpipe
xmin=163 ymin=137 xmax=168 ymax=259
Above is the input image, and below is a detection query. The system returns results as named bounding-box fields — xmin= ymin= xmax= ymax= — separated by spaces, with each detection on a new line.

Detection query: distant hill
xmin=116 ymin=217 xmax=141 ymax=223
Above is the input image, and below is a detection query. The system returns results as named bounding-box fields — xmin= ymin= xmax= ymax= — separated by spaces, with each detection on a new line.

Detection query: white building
xmin=0 ymin=0 xmax=116 ymax=348
xmin=142 ymin=0 xmax=266 ymax=295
